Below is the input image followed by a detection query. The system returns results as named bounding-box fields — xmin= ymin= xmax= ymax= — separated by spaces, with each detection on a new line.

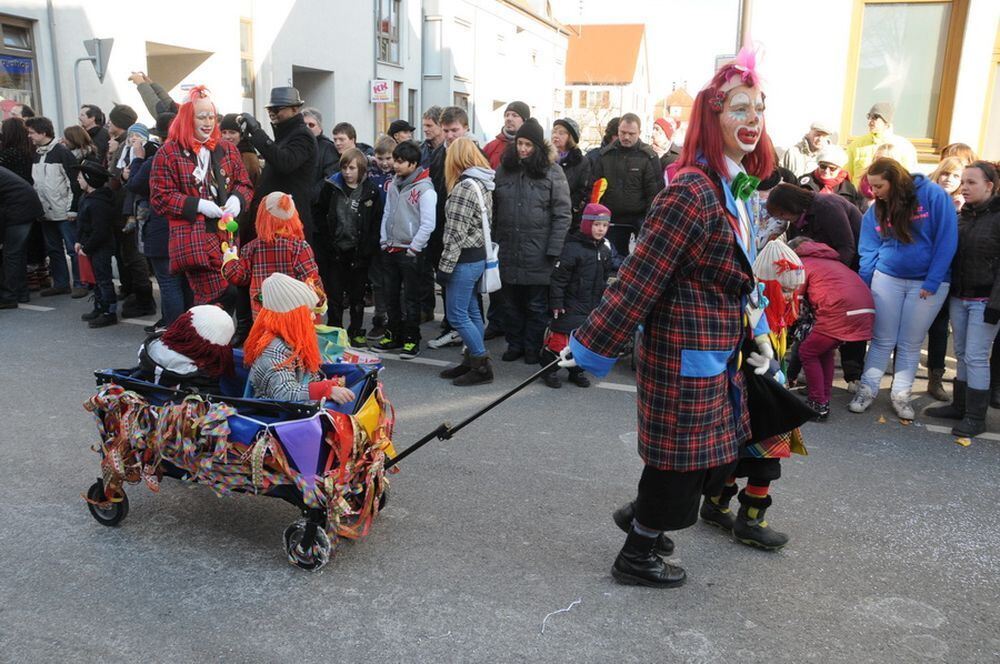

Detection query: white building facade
xmin=421 ymin=0 xmax=570 ymax=142
xmin=0 ymin=0 xmax=423 ymax=143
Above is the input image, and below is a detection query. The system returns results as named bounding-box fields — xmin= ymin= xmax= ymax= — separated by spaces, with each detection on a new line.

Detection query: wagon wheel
xmin=283 ymin=519 xmax=332 ymax=571
xmin=86 ymin=479 xmax=130 ymax=527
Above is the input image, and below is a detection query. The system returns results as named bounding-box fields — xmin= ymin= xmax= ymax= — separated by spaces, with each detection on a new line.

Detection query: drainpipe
xmin=737 ymin=0 xmax=753 ymax=51
xmin=46 ymin=0 xmax=65 ymax=129
xmin=373 ymin=0 xmax=379 ymax=136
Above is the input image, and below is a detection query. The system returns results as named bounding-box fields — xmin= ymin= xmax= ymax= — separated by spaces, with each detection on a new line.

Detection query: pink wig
xmin=167 ymin=85 xmax=220 ymax=152
xmin=677 ymin=48 xmax=775 ymax=180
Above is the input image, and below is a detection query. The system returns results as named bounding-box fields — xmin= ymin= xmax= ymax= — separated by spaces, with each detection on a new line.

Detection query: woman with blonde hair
xmin=436 ymin=137 xmax=496 ymax=385
xmin=930 ymin=156 xmax=966 ymax=211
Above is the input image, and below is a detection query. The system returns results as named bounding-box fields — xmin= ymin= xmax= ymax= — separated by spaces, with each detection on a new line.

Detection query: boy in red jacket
xmin=791 ymin=238 xmax=875 ymax=417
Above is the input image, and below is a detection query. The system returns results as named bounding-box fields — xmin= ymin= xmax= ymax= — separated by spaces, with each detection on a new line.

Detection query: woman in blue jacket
xmin=849 ymin=158 xmax=957 ymax=419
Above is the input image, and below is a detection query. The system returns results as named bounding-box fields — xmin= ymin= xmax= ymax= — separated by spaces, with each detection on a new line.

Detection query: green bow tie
xmin=731 ymin=172 xmax=761 ymax=201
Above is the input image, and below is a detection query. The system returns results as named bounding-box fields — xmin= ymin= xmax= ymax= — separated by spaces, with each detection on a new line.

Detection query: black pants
xmin=839 ymin=340 xmax=867 ymax=383
xmin=383 ymin=250 xmax=423 ymax=343
xmin=90 ymin=245 xmax=117 ymax=313
xmin=634 ymin=460 xmax=739 ymax=531
xmin=317 ymin=249 xmax=368 ymax=334
xmin=113 ymin=226 xmax=152 ymax=301
xmin=485 ymin=288 xmax=507 ymax=333
xmin=502 ymin=283 xmax=548 ymax=354
xmin=926 ymin=303 xmax=950 ymax=371
xmin=421 ymin=240 xmax=442 ymax=319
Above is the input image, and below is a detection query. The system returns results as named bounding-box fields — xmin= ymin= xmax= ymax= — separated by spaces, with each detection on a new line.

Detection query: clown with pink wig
xmin=149 ymin=86 xmax=254 ymax=307
xmin=558 ymin=47 xmax=808 ymax=587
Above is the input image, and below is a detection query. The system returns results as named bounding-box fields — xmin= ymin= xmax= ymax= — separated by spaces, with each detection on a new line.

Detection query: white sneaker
xmin=427 ymin=330 xmax=462 ymax=349
xmin=848 ymin=384 xmax=875 ymax=413
xmin=891 ymin=392 xmax=915 ymax=420
xmin=847 ymin=380 xmax=860 ymax=394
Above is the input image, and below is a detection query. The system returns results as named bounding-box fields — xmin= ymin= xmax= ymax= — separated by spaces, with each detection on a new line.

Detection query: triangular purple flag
xmin=272 ymin=416 xmax=324 ymax=488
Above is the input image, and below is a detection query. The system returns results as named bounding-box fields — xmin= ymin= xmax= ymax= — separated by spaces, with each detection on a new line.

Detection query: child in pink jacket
xmin=792 ymin=238 xmax=875 ymax=418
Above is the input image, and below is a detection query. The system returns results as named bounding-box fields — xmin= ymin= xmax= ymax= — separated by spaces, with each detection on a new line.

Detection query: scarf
xmin=502 ymin=128 xmax=516 ymax=141
xmin=814 ymin=168 xmax=849 ymax=194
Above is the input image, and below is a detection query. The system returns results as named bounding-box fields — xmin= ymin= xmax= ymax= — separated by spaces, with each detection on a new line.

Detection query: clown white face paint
xmin=721 ymin=86 xmax=764 ymax=162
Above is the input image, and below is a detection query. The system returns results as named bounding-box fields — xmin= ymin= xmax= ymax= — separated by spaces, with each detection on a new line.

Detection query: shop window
xmin=375 ymin=81 xmax=402 ymax=136
xmin=0 ymin=15 xmax=40 ymax=116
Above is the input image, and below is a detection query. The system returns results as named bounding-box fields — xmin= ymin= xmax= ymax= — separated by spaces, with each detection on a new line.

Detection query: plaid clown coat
xmin=150 ymin=140 xmax=253 ymax=304
xmin=221 ymin=237 xmax=321 ymax=319
xmin=572 ymin=167 xmax=767 ymax=472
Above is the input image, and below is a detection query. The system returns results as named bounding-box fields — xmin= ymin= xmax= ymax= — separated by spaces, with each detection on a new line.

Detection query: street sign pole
xmin=73 ymin=38 xmax=114 ymax=111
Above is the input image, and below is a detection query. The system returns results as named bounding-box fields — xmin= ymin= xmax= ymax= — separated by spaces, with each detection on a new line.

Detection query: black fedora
xmin=265 ymin=86 xmax=305 ymax=109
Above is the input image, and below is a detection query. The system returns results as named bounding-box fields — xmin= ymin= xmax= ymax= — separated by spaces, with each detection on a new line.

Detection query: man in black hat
xmin=483 ymin=100 xmax=529 ymax=169
xmin=238 ymin=86 xmax=318 ymax=242
xmin=235 ymin=87 xmax=317 ymax=346
xmin=387 ymin=119 xmax=415 ymax=143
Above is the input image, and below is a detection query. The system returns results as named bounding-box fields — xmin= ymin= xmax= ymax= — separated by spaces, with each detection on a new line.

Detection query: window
xmin=423 ymin=18 xmax=442 ymax=77
xmin=377 ymin=0 xmax=401 ymax=65
xmin=239 ymin=18 xmax=254 ymax=100
xmin=578 ymin=91 xmax=586 ymax=107
xmin=0 ymin=16 xmax=40 ymax=115
xmin=453 ymin=92 xmax=469 ymax=112
xmin=599 ymin=91 xmax=611 ymax=109
xmin=408 ymin=88 xmax=417 ymax=126
xmin=375 ymin=81 xmax=402 ymax=136
xmin=497 ymin=34 xmax=505 ymax=56
xmin=564 ymin=90 xmax=573 ymax=108
xmin=844 ymin=0 xmax=969 ymax=157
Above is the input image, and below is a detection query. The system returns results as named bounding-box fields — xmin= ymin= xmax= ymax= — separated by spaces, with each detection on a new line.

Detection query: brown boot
xmin=439 ymin=348 xmax=471 ymax=379
xmin=927 ymin=368 xmax=949 ymax=402
xmin=452 ymin=353 xmax=494 ymax=386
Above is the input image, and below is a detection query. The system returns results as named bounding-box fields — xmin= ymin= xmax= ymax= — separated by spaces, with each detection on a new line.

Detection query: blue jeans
xmin=1 ymin=222 xmax=31 ymax=303
xmin=862 ymin=270 xmax=949 ymax=397
xmin=949 ymin=297 xmax=1000 ymax=390
xmin=445 ymin=260 xmax=487 ymax=357
xmin=149 ymin=256 xmax=185 ymax=326
xmin=40 ymin=220 xmax=80 ymax=288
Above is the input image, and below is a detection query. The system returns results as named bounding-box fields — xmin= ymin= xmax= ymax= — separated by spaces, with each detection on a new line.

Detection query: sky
xmin=550 ymin=0 xmax=743 ymax=101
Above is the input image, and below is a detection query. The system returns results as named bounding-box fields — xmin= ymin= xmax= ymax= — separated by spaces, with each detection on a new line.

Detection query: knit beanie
xmin=868 ymin=101 xmax=894 ymax=125
xmin=76 ymin=158 xmax=110 ymax=189
xmin=109 ymin=104 xmax=138 ymax=131
xmin=220 ymin=113 xmax=242 ymax=133
xmin=553 ymin=117 xmax=580 ymax=144
xmin=159 ymin=305 xmax=235 ymax=377
xmin=127 ymin=123 xmax=149 ymax=141
xmin=515 ymin=117 xmax=545 ymax=150
xmin=255 ymin=191 xmax=305 ymax=242
xmin=261 ymin=272 xmax=319 ymax=313
xmin=816 ymin=144 xmax=848 ymax=169
xmin=754 ymin=240 xmax=805 ymax=291
xmin=654 ymin=117 xmax=677 ymax=141
xmin=505 ymin=101 xmax=530 ymax=122
xmin=580 ymin=203 xmax=611 ymax=238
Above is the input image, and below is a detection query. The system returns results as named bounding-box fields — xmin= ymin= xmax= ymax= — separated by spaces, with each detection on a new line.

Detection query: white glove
xmin=557 ymin=346 xmax=577 ymax=368
xmin=746 ymin=351 xmax=770 ymax=375
xmin=197 ymin=199 xmax=224 ymax=219
xmin=223 ymin=195 xmax=241 ymax=217
xmin=754 ymin=334 xmax=774 ymax=362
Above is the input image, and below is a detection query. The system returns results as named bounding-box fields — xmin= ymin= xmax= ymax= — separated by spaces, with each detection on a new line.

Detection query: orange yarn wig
xmin=242 ymin=305 xmax=321 ymax=374
xmin=255 ymin=192 xmax=305 ymax=243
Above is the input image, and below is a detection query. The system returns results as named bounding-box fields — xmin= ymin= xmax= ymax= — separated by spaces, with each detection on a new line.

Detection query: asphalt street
xmin=1 ymin=294 xmax=998 ymax=663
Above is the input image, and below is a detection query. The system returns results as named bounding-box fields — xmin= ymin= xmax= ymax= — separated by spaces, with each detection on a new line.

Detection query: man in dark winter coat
xmin=591 ymin=112 xmax=665 ymax=256
xmin=493 ymin=117 xmax=572 ymax=364
xmin=303 ymin=107 xmax=340 ymax=233
xmin=79 ymin=104 xmax=110 ymax=164
xmin=239 ymin=87 xmax=318 ymax=242
xmin=0 ymin=165 xmax=44 ymax=307
xmin=483 ymin=101 xmax=529 ymax=169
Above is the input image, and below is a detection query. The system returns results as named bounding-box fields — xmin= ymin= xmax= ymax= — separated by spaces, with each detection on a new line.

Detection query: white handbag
xmin=471 ymin=181 xmax=502 ymax=294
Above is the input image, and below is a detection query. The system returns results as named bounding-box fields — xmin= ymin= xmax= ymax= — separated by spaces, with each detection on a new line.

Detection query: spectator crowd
xmin=1 ymin=73 xmax=999 ymax=439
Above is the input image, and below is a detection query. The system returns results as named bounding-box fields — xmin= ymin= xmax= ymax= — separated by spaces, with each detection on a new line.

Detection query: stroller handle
xmin=384 ymin=358 xmax=561 ymax=469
